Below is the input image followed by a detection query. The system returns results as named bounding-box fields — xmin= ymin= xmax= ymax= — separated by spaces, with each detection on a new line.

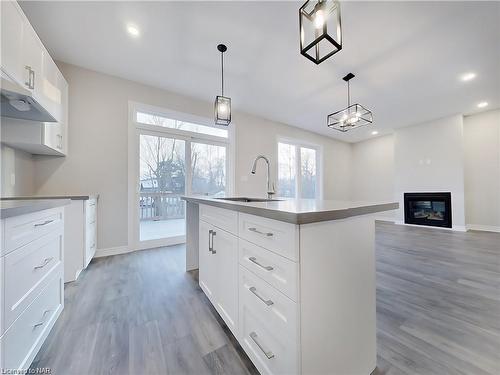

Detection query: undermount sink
xmin=215 ymin=197 xmax=282 ymax=203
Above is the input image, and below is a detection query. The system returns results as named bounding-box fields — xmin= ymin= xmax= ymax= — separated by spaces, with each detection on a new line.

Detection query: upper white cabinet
xmin=0 ymin=1 xmax=69 ymax=156
xmin=1 ymin=0 xmax=25 ymax=86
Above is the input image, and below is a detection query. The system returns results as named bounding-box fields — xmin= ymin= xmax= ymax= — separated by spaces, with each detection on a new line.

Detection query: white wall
xmin=0 ymin=144 xmax=35 ymax=196
xmin=463 ymin=109 xmax=500 ymax=231
xmin=350 ymin=135 xmax=395 ymax=219
xmin=33 ymin=62 xmax=351 ymax=250
xmin=394 ymin=115 xmax=466 ymax=230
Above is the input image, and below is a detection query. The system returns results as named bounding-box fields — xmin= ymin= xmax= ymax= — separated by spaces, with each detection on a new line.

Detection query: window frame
xmin=276 ymin=137 xmax=323 ymax=200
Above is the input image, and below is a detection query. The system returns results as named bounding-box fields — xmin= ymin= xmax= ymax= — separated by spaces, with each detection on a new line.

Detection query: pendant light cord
xmin=347 ymin=80 xmax=350 ymax=108
xmin=221 ymin=51 xmax=224 ymax=97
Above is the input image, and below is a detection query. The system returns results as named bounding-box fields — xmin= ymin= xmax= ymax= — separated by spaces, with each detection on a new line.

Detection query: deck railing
xmin=139 ymin=192 xmax=185 ymax=221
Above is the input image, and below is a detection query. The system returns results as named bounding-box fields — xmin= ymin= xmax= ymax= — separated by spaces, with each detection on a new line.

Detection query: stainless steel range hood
xmin=1 ymin=75 xmax=56 ymax=123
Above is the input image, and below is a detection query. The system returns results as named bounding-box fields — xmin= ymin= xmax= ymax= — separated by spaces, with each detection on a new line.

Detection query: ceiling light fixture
xmin=214 ymin=44 xmax=231 ymax=126
xmin=460 ymin=72 xmax=476 ymax=82
xmin=477 ymin=101 xmax=488 ymax=108
xmin=371 ymin=130 xmax=379 ymax=135
xmin=328 ymin=73 xmax=373 ymax=132
xmin=127 ymin=24 xmax=140 ymax=37
xmin=299 ymin=0 xmax=342 ymax=64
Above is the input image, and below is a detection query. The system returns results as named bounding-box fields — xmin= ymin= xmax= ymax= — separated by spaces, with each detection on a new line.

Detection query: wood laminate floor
xmin=30 ymin=222 xmax=500 ymax=375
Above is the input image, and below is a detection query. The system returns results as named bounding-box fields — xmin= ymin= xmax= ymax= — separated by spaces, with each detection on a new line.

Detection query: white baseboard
xmin=466 ymin=224 xmax=500 ymax=233
xmin=95 ymin=245 xmax=131 ymax=258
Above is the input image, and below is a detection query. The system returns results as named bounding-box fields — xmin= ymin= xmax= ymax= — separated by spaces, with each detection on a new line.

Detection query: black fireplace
xmin=404 ymin=192 xmax=452 ymax=228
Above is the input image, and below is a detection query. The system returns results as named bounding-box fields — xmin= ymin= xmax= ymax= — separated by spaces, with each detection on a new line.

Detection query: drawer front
xmin=239 ymin=266 xmax=299 ymax=375
xmin=1 ymin=273 xmax=63 ymax=370
xmin=199 ymin=204 xmax=238 ymax=235
xmin=86 ymin=199 xmax=97 ymax=225
xmin=3 ymin=208 xmax=63 ymax=256
xmin=4 ymin=230 xmax=63 ymax=330
xmin=239 ymin=213 xmax=298 ymax=261
xmin=239 ymin=239 xmax=298 ymax=302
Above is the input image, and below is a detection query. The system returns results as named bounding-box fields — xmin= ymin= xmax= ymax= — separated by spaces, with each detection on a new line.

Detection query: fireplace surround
xmin=404 ymin=192 xmax=452 ymax=228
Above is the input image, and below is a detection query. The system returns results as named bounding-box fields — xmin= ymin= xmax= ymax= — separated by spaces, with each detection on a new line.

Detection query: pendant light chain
xmin=347 ymin=80 xmax=350 ymax=108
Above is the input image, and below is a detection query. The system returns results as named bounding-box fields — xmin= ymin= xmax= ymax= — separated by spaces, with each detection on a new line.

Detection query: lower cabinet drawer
xmin=239 ymin=266 xmax=299 ymax=375
xmin=3 ymin=230 xmax=63 ymax=330
xmin=1 ymin=273 xmax=63 ymax=370
xmin=239 ymin=238 xmax=299 ymax=302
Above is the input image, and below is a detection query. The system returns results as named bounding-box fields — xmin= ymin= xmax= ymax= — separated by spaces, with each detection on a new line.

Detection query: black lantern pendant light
xmin=299 ymin=0 xmax=342 ymax=64
xmin=327 ymin=73 xmax=373 ymax=132
xmin=214 ymin=44 xmax=231 ymax=126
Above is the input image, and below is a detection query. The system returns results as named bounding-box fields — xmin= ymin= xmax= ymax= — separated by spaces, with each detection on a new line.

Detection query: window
xmin=137 ymin=111 xmax=228 ymax=138
xmin=278 ymin=140 xmax=320 ymax=199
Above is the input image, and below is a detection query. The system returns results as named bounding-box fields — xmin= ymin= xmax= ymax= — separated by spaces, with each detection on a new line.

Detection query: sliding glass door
xmin=131 ymin=105 xmax=232 ymax=250
xmin=139 ymin=134 xmax=186 ymax=243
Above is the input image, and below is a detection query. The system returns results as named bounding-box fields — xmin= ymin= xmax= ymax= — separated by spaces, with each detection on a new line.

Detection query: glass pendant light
xmin=327 ymin=73 xmax=373 ymax=132
xmin=214 ymin=44 xmax=231 ymax=126
xmin=299 ymin=0 xmax=342 ymax=64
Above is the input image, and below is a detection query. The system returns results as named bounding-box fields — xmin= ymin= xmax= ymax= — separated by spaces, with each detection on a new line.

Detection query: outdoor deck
xmin=140 ymin=218 xmax=185 ymax=241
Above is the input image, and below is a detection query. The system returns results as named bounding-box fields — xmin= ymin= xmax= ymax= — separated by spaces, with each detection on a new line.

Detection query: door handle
xmin=33 ymin=309 xmax=51 ymax=329
xmin=208 ymin=229 xmax=213 ymax=253
xmin=211 ymin=231 xmax=217 ymax=254
xmin=248 ymin=257 xmax=273 ymax=271
xmin=249 ymin=286 xmax=274 ymax=306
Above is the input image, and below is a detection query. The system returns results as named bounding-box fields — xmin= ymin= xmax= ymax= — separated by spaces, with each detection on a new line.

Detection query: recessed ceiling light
xmin=460 ymin=72 xmax=476 ymax=82
xmin=371 ymin=130 xmax=378 ymax=135
xmin=127 ymin=24 xmax=140 ymax=37
xmin=477 ymin=101 xmax=488 ymax=108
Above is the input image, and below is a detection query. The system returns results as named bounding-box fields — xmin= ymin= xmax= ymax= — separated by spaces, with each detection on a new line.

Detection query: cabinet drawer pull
xmin=33 ymin=310 xmax=51 ymax=328
xmin=249 ymin=256 xmax=273 ymax=271
xmin=249 ymin=286 xmax=274 ymax=306
xmin=250 ymin=332 xmax=275 ymax=359
xmin=208 ymin=229 xmax=213 ymax=253
xmin=34 ymin=219 xmax=55 ymax=227
xmin=34 ymin=257 xmax=53 ymax=270
xmin=248 ymin=227 xmax=273 ymax=237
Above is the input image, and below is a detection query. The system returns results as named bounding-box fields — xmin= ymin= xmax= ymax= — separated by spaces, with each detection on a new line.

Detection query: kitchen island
xmin=181 ymin=196 xmax=397 ymax=375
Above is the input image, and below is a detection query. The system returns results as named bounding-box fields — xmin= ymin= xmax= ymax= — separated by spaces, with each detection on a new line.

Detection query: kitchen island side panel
xmin=299 ymin=215 xmax=377 ymax=375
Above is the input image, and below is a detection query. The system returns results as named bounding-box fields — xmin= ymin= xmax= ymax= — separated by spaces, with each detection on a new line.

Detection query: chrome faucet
xmin=251 ymin=155 xmax=276 ymax=199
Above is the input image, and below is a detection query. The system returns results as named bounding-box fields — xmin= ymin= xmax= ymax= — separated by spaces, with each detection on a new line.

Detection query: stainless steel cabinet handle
xmin=249 ymin=286 xmax=274 ymax=306
xmin=248 ymin=227 xmax=273 ymax=237
xmin=25 ymin=66 xmax=32 ymax=88
xmin=33 ymin=310 xmax=51 ymax=328
xmin=30 ymin=69 xmax=35 ymax=89
xmin=208 ymin=229 xmax=213 ymax=253
xmin=249 ymin=257 xmax=273 ymax=271
xmin=211 ymin=231 xmax=217 ymax=254
xmin=57 ymin=134 xmax=62 ymax=149
xmin=249 ymin=332 xmax=275 ymax=359
xmin=34 ymin=257 xmax=53 ymax=270
xmin=34 ymin=219 xmax=54 ymax=227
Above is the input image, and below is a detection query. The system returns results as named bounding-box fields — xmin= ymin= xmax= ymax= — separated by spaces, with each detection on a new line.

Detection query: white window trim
xmin=276 ymin=136 xmax=323 ymax=200
xmin=127 ymin=101 xmax=236 ymax=251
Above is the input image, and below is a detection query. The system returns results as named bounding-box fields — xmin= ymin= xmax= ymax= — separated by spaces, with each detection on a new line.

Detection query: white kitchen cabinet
xmin=1 ymin=118 xmax=66 ymax=156
xmin=0 ymin=206 xmax=64 ymax=370
xmin=0 ymin=0 xmax=25 ymax=86
xmin=199 ymin=216 xmax=239 ymax=336
xmin=196 ymin=203 xmax=378 ymax=375
xmin=1 ymin=1 xmax=69 ymax=156
xmin=64 ymin=197 xmax=98 ymax=282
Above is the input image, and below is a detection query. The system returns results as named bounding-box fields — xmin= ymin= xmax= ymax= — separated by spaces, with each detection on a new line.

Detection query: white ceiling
xmin=20 ymin=1 xmax=500 ymax=143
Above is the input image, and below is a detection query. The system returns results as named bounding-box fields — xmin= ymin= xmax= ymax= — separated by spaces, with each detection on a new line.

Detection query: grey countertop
xmin=1 ymin=199 xmax=71 ymax=219
xmin=181 ymin=196 xmax=398 ymax=224
xmin=1 ymin=194 xmax=98 ymax=201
